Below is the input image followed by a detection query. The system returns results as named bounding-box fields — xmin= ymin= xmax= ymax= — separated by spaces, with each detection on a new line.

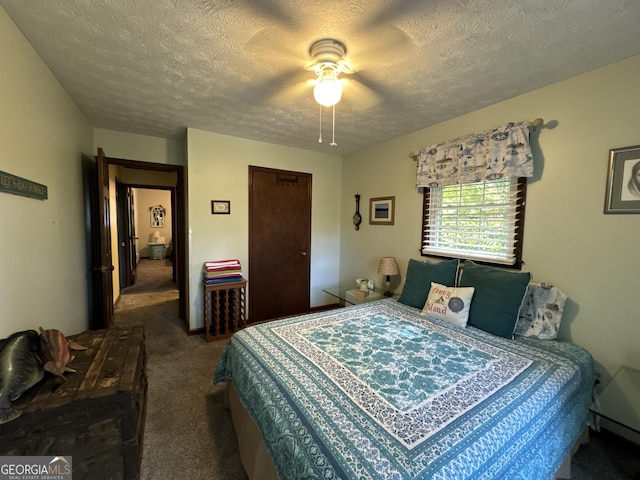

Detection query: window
xmin=422 ymin=177 xmax=527 ymax=268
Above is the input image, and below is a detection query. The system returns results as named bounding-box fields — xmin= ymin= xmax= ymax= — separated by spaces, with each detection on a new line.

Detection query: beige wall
xmin=186 ymin=128 xmax=342 ymax=330
xmin=0 ymin=7 xmax=93 ymax=337
xmin=94 ymin=129 xmax=185 ymax=166
xmin=341 ymin=55 xmax=640 ymax=380
xmin=135 ymin=188 xmax=173 ymax=258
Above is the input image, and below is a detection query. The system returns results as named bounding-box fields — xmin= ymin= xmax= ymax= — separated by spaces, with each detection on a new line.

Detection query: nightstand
xmin=590 ymin=366 xmax=640 ymax=435
xmin=323 ymin=285 xmax=397 ymax=306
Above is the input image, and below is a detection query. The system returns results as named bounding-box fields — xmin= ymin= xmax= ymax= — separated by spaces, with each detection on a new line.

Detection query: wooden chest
xmin=0 ymin=327 xmax=147 ymax=480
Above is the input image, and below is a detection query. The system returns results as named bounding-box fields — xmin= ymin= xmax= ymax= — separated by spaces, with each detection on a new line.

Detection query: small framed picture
xmin=604 ymin=145 xmax=640 ymax=214
xmin=369 ymin=196 xmax=395 ymax=225
xmin=211 ymin=200 xmax=230 ymax=215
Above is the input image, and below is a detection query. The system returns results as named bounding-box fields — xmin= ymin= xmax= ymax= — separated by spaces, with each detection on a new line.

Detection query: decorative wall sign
xmin=604 ymin=144 xmax=640 ymax=214
xmin=369 ymin=196 xmax=395 ymax=225
xmin=211 ymin=200 xmax=230 ymax=214
xmin=0 ymin=170 xmax=48 ymax=200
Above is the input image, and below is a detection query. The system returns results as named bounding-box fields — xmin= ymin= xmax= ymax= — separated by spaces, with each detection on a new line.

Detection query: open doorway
xmin=104 ymin=156 xmax=186 ymax=327
xmin=118 ymin=186 xmax=177 ymax=295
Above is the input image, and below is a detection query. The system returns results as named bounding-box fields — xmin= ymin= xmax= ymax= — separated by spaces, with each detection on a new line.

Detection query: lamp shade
xmin=377 ymin=257 xmax=400 ymax=276
xmin=313 ymin=65 xmax=342 ymax=107
xmin=314 ymin=78 xmax=342 ymax=107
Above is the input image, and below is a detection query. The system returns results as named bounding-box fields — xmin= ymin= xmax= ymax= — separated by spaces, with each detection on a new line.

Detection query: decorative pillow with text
xmin=421 ymin=282 xmax=475 ymax=327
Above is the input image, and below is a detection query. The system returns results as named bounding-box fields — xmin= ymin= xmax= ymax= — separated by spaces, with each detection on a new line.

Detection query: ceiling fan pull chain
xmin=330 ymin=104 xmax=337 ymax=146
xmin=318 ymin=105 xmax=323 ymax=143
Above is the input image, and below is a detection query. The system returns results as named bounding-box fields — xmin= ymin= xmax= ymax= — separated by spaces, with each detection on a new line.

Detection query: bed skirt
xmin=225 ymin=380 xmax=279 ymax=480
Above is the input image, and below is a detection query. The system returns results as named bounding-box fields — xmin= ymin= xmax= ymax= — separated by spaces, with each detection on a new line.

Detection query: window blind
xmin=422 ymin=177 xmax=526 ymax=266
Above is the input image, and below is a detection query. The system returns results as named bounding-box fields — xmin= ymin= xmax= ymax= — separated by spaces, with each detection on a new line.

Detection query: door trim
xmin=102 ymin=155 xmax=187 ymax=325
xmin=97 ymin=148 xmax=114 ymax=328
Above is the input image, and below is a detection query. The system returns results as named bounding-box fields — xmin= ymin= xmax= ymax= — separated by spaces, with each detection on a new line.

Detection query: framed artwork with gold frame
xmin=369 ymin=196 xmax=395 ymax=225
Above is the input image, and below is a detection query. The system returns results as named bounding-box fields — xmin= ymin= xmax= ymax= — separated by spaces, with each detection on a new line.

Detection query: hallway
xmin=121 ymin=258 xmax=177 ymax=295
xmin=115 ymin=258 xmax=180 ymax=329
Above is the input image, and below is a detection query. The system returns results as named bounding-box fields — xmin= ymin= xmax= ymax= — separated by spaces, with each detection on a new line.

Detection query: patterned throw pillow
xmin=421 ymin=282 xmax=475 ymax=327
xmin=514 ymin=282 xmax=567 ymax=340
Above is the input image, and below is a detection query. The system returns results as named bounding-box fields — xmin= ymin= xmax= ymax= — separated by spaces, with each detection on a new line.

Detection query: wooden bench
xmin=0 ymin=327 xmax=147 ymax=480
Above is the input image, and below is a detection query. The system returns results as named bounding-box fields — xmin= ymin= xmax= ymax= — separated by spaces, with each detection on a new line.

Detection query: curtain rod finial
xmin=527 ymin=118 xmax=544 ymax=128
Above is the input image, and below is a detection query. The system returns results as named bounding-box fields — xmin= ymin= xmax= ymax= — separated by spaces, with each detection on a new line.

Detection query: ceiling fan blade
xmin=244 ymin=28 xmax=308 ymax=66
xmin=197 ymin=0 xmax=298 ymax=30
xmin=345 ymin=25 xmax=415 ymax=69
xmin=239 ymin=66 xmax=305 ymax=106
xmin=361 ymin=0 xmax=431 ymax=30
xmin=343 ymin=71 xmax=406 ymax=110
xmin=245 ymin=67 xmax=316 ymax=107
xmin=340 ymin=77 xmax=383 ymax=111
xmin=268 ymin=79 xmax=314 ymax=107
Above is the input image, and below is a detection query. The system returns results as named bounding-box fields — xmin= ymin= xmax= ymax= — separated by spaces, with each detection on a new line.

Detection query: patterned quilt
xmin=214 ymin=299 xmax=594 ymax=480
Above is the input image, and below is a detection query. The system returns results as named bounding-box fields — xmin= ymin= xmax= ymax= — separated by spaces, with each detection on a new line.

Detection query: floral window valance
xmin=411 ymin=121 xmax=534 ymax=189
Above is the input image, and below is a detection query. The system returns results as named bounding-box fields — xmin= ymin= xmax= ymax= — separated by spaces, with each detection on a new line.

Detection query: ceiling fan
xmin=304 ymin=38 xmax=353 ymax=146
xmin=199 ymin=1 xmax=426 ymax=144
xmin=242 ymin=31 xmax=393 ymax=113
xmin=305 ymin=38 xmax=352 ymax=108
xmin=242 ymin=34 xmax=389 ymax=145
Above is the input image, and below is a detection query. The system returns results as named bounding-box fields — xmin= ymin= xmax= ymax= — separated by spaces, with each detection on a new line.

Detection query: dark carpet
xmin=114 ymin=259 xmax=640 ymax=480
xmin=120 ymin=258 xmax=177 ymax=294
xmin=114 ymin=259 xmax=247 ymax=480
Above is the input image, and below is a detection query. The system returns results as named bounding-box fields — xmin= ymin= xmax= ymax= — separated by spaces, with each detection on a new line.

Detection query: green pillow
xmin=397 ymin=259 xmax=459 ymax=309
xmin=459 ymin=261 xmax=531 ymax=338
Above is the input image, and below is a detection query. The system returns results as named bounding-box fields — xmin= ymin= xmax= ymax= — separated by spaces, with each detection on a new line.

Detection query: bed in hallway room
xmin=214 ymin=260 xmax=594 ymax=480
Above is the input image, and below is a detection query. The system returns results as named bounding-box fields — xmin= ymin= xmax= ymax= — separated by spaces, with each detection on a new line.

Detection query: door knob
xmin=94 ymin=265 xmax=115 ymax=273
xmin=301 ymin=251 xmax=307 ymax=256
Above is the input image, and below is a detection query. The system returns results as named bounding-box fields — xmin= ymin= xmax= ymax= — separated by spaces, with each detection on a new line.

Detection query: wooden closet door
xmin=249 ymin=166 xmax=311 ymax=323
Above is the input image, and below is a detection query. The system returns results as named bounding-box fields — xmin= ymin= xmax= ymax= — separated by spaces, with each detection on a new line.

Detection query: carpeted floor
xmin=115 ymin=259 xmax=247 ymax=480
xmin=114 ymin=259 xmax=640 ymax=480
xmin=120 ymin=258 xmax=178 ymax=294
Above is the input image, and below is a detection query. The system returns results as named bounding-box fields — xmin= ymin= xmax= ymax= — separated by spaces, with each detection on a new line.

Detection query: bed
xmin=214 ymin=260 xmax=594 ymax=480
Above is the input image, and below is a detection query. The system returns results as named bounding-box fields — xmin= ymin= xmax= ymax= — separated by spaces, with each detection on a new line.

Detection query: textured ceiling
xmin=2 ymin=0 xmax=640 ymax=155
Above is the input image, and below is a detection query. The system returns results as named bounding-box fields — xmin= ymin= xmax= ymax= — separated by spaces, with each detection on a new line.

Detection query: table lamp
xmin=377 ymin=257 xmax=400 ymax=297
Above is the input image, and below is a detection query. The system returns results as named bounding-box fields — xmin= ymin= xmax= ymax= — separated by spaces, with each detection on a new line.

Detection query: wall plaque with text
xmin=0 ymin=170 xmax=48 ymax=200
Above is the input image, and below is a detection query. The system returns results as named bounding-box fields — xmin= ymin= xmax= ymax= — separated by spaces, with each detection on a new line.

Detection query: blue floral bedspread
xmin=214 ymin=299 xmax=594 ymax=480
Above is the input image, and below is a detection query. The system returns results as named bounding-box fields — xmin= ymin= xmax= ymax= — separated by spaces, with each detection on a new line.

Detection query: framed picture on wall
xmin=150 ymin=205 xmax=165 ymax=227
xmin=369 ymin=196 xmax=395 ymax=225
xmin=604 ymin=145 xmax=640 ymax=214
xmin=211 ymin=200 xmax=231 ymax=215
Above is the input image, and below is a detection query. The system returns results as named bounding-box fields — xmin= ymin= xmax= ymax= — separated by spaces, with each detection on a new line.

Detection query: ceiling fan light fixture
xmin=308 ymin=39 xmax=349 ymax=146
xmin=313 ymin=68 xmax=342 ymax=107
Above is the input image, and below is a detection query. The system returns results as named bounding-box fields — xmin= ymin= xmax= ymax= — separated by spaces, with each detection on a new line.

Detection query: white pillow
xmin=421 ymin=282 xmax=475 ymax=327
